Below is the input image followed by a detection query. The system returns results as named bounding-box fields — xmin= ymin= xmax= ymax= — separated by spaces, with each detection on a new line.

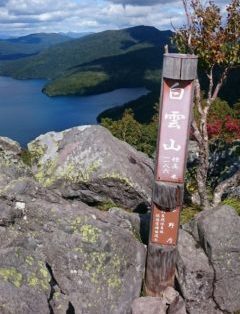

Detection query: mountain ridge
xmin=0 ymin=33 xmax=71 ymax=61
xmin=0 ymin=26 xmax=173 ymax=80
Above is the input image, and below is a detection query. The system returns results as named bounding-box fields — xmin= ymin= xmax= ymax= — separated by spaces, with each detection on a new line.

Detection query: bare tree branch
xmin=211 ymin=67 xmax=230 ymax=101
xmin=183 ymin=0 xmax=192 ymax=28
xmin=195 ymin=78 xmax=203 ymax=115
xmin=207 ymin=66 xmax=214 ymax=101
xmin=192 ymin=119 xmax=203 ymax=145
xmin=182 ymin=0 xmax=194 ymax=51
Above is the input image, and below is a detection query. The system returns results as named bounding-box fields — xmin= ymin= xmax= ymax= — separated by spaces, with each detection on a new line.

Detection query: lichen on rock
xmin=0 ymin=267 xmax=23 ymax=288
xmin=28 ymin=125 xmax=154 ymax=211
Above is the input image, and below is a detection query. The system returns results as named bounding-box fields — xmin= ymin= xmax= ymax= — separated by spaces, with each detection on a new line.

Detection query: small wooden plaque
xmin=150 ymin=204 xmax=180 ymax=246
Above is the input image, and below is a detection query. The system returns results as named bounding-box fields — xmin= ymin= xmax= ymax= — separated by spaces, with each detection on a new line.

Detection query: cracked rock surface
xmin=179 ymin=205 xmax=240 ymax=313
xmin=0 ymin=136 xmax=146 ymax=314
xmin=28 ymin=125 xmax=154 ymax=212
xmin=177 ymin=230 xmax=221 ymax=314
xmin=1 ymin=131 xmax=240 ymax=314
xmin=131 ymin=287 xmax=186 ymax=314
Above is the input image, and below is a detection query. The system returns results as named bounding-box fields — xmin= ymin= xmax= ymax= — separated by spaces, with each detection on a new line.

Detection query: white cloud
xmin=107 ymin=0 xmax=175 ymax=6
xmin=0 ymin=0 xmax=230 ymax=37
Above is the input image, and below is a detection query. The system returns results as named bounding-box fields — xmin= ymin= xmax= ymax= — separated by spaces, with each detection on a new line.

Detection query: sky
xmin=0 ymin=0 xmax=229 ymax=37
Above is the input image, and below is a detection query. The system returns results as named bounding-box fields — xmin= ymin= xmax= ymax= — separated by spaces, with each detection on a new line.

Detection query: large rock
xmin=187 ymin=140 xmax=240 ymax=185
xmin=208 ymin=140 xmax=240 ymax=187
xmin=131 ymin=287 xmax=186 ymax=314
xmin=187 ymin=140 xmax=199 ymax=165
xmin=177 ymin=230 xmax=221 ymax=314
xmin=0 ymin=137 xmax=31 ymax=189
xmin=108 ymin=207 xmax=150 ymax=244
xmin=196 ymin=205 xmax=240 ymax=313
xmin=186 ymin=140 xmax=240 ymax=204
xmin=184 ymin=205 xmax=240 ymax=313
xmin=0 ymin=169 xmax=146 ymax=313
xmin=28 ymin=125 xmax=154 ymax=211
xmin=131 ymin=297 xmax=167 ymax=314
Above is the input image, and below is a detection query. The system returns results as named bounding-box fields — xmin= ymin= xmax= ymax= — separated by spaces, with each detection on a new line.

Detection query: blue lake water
xmin=0 ymin=76 xmax=149 ymax=147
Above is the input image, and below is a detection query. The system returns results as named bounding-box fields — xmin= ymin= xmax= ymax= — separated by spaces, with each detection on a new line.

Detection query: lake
xmin=0 ymin=76 xmax=149 ymax=147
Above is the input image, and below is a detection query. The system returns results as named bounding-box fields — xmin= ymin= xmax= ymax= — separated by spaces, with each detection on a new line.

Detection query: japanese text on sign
xmin=157 ymin=79 xmax=194 ymax=183
xmin=151 ymin=205 xmax=180 ymax=245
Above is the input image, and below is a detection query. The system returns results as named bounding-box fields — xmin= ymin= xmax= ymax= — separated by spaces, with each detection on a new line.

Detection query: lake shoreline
xmin=0 ymin=76 xmax=149 ymax=147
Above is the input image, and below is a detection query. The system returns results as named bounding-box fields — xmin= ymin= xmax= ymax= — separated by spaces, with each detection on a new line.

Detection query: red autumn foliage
xmin=225 ymin=115 xmax=240 ymax=133
xmin=207 ymin=119 xmax=223 ymax=137
xmin=207 ymin=114 xmax=240 ymax=140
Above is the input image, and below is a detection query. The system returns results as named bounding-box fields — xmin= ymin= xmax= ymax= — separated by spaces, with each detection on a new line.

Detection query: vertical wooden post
xmin=144 ymin=53 xmax=198 ymax=296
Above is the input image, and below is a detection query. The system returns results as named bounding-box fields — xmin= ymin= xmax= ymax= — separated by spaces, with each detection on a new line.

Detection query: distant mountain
xmin=0 ymin=35 xmax=15 ymax=40
xmin=0 ymin=26 xmax=173 ymax=95
xmin=0 ymin=33 xmax=71 ymax=61
xmin=63 ymin=32 xmax=94 ymax=38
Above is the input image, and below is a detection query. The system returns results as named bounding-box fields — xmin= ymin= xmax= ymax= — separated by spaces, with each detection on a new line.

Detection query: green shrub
xmin=222 ymin=198 xmax=240 ymax=215
xmin=180 ymin=205 xmax=202 ymax=224
xmin=20 ymin=149 xmax=32 ymax=166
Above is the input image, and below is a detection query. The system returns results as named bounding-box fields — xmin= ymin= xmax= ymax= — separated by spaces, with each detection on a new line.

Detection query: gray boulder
xmin=187 ymin=140 xmax=199 ymax=165
xmin=0 ymin=247 xmax=51 ymax=314
xmin=131 ymin=297 xmax=167 ymax=314
xmin=186 ymin=140 xmax=240 ymax=205
xmin=0 ymin=164 xmax=146 ymax=313
xmin=0 ymin=136 xmax=21 ymax=156
xmin=0 ymin=137 xmax=31 ymax=189
xmin=208 ymin=140 xmax=240 ymax=187
xmin=196 ymin=205 xmax=240 ymax=313
xmin=226 ymin=185 xmax=240 ymax=199
xmin=177 ymin=229 xmax=221 ymax=314
xmin=28 ymin=125 xmax=154 ymax=211
xmin=108 ymin=207 xmax=150 ymax=244
xmin=131 ymin=287 xmax=186 ymax=314
xmin=184 ymin=205 xmax=240 ymax=313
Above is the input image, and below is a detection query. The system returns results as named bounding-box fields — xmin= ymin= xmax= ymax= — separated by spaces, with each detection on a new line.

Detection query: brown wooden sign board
xmin=151 ymin=205 xmax=180 ymax=246
xmin=157 ymin=79 xmax=194 ymax=184
xmin=149 ymin=78 xmax=194 ymax=247
xmin=145 ymin=53 xmax=198 ymax=296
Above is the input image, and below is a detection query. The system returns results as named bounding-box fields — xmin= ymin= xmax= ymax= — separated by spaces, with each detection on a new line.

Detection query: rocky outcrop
xmin=0 ymin=192 xmax=146 ymax=313
xmin=108 ymin=207 xmax=150 ymax=244
xmin=0 ymin=137 xmax=147 ymax=314
xmin=179 ymin=205 xmax=240 ymax=313
xmin=195 ymin=205 xmax=240 ymax=313
xmin=187 ymin=140 xmax=240 ymax=204
xmin=0 ymin=136 xmax=31 ymax=188
xmin=1 ymin=130 xmax=240 ymax=314
xmin=131 ymin=287 xmax=186 ymax=314
xmin=28 ymin=125 xmax=154 ymax=212
xmin=177 ymin=230 xmax=220 ymax=314
xmin=209 ymin=140 xmax=240 ymax=186
xmin=187 ymin=140 xmax=240 ymax=184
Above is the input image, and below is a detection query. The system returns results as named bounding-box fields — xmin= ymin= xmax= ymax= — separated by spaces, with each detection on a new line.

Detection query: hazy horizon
xmin=0 ymin=0 xmax=229 ymax=38
xmin=0 ymin=25 xmax=172 ymax=39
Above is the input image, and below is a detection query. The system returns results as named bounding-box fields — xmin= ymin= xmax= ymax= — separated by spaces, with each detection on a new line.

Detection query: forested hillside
xmin=0 ymin=26 xmax=173 ymax=95
xmin=0 ymin=33 xmax=70 ymax=61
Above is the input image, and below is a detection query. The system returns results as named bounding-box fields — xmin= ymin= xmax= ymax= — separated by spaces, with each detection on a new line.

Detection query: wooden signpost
xmin=144 ymin=53 xmax=198 ymax=296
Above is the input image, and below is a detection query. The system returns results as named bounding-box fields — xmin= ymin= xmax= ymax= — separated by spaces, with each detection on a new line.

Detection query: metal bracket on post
xmin=144 ymin=53 xmax=198 ymax=297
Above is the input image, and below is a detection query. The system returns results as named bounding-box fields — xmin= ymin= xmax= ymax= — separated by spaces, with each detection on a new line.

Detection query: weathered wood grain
xmin=152 ymin=181 xmax=184 ymax=210
xmin=163 ymin=53 xmax=198 ymax=80
xmin=144 ymin=53 xmax=198 ymax=296
xmin=144 ymin=243 xmax=178 ymax=296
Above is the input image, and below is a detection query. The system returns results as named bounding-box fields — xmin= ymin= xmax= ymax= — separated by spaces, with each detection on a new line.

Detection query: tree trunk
xmin=196 ymin=142 xmax=210 ymax=209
